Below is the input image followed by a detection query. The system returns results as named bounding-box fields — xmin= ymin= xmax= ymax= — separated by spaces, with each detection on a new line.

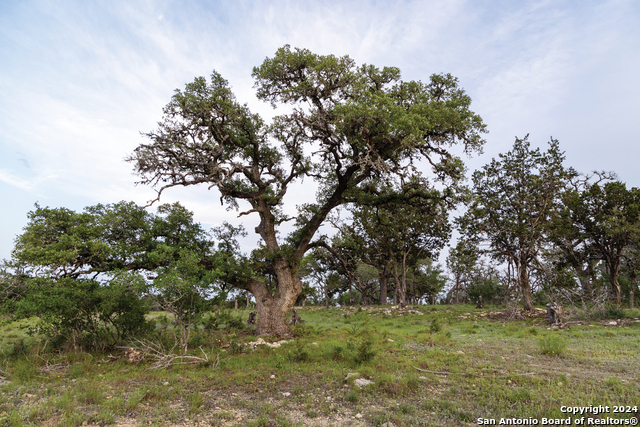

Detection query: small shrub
xmin=7 ymin=338 xmax=28 ymax=359
xmin=429 ymin=318 xmax=441 ymax=334
xmin=287 ymin=341 xmax=309 ymax=362
xmin=353 ymin=339 xmax=376 ymax=364
xmin=229 ymin=339 xmax=245 ymax=355
xmin=344 ymin=390 xmax=358 ymax=402
xmin=330 ymin=345 xmax=344 ymax=361
xmin=226 ymin=316 xmax=246 ymax=330
xmin=605 ymin=305 xmax=625 ymax=319
xmin=347 ymin=324 xmax=361 ymax=336
xmin=537 ymin=333 xmax=570 ymax=356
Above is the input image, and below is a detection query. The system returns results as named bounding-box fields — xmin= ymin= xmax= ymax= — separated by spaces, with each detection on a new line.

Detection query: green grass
xmin=1 ymin=305 xmax=639 ymax=426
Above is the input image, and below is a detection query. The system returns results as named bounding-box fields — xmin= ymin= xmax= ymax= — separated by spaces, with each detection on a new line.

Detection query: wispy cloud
xmin=0 ymin=0 xmax=638 ymax=261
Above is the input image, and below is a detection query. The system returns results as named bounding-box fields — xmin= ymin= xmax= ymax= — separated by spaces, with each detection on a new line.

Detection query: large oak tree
xmin=128 ymin=45 xmax=486 ymax=335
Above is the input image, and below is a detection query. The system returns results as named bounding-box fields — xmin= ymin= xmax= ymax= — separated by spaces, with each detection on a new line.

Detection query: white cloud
xmin=0 ymin=0 xmax=639 ymax=262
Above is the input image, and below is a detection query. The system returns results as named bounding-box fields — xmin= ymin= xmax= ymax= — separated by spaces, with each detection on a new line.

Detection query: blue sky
xmin=1 ymin=0 xmax=639 ymax=262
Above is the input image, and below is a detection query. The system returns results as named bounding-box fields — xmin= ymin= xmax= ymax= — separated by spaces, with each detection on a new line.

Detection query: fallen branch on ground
xmin=413 ymin=366 xmax=535 ymax=379
xmin=129 ymin=340 xmax=220 ymax=370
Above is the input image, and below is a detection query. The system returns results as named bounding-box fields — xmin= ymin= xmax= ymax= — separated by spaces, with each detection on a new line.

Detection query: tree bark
xmin=379 ymin=270 xmax=388 ymax=305
xmin=518 ymin=256 xmax=534 ymax=311
xmin=573 ymin=263 xmax=593 ymax=299
xmin=247 ymin=260 xmax=303 ymax=336
xmin=325 ymin=284 xmax=329 ymax=309
xmin=601 ymin=255 xmax=622 ymax=307
xmin=607 ymin=259 xmax=622 ymax=307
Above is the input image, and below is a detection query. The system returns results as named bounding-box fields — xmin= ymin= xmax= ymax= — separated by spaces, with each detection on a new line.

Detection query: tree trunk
xmin=518 ymin=257 xmax=534 ymax=311
xmin=349 ymin=280 xmax=353 ymax=306
xmin=607 ymin=259 xmax=622 ymax=307
xmin=392 ymin=253 xmax=409 ymax=307
xmin=247 ymin=260 xmax=302 ymax=336
xmin=379 ymin=271 xmax=388 ymax=305
xmin=325 ymin=285 xmax=329 ymax=309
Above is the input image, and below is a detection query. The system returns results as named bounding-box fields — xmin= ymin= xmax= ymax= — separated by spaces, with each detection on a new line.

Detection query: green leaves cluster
xmin=124 ymin=45 xmax=487 ymax=334
xmin=460 ymin=136 xmax=575 ymax=310
xmin=3 ymin=201 xmax=233 ymax=350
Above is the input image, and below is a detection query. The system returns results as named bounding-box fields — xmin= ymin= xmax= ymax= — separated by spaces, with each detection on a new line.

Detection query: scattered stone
xmin=607 ymin=321 xmax=617 ymax=326
xmin=270 ymin=375 xmax=276 ymax=379
xmin=354 ymin=378 xmax=374 ymax=388
xmin=282 ymin=392 xmax=291 ymax=397
xmin=457 ymin=351 xmax=464 ymax=355
xmin=163 ymin=382 xmax=169 ymax=386
xmin=381 ymin=422 xmax=396 ymax=427
xmin=355 ymin=413 xmax=363 ymax=419
xmin=387 ymin=339 xmax=394 ymax=342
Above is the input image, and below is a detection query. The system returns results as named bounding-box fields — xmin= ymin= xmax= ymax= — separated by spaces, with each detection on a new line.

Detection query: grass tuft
xmin=537 ymin=333 xmax=570 ymax=356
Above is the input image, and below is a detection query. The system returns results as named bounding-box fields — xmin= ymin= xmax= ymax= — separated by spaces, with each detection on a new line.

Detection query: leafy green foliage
xmin=460 ymin=136 xmax=575 ymax=310
xmin=5 ymin=201 xmax=231 ymax=351
xmin=554 ymin=180 xmax=640 ymax=306
xmin=128 ymin=45 xmax=486 ymax=335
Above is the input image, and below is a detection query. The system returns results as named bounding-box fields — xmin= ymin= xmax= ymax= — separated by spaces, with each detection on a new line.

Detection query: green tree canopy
xmin=127 ymin=45 xmax=486 ymax=335
xmin=460 ymin=136 xmax=575 ymax=311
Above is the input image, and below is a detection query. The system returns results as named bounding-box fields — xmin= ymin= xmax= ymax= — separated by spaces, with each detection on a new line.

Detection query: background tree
xmin=446 ymin=239 xmax=479 ymax=304
xmin=460 ymin=136 xmax=574 ymax=311
xmin=6 ymin=202 xmax=224 ymax=351
xmin=622 ymin=247 xmax=640 ymax=309
xmin=127 ymin=46 xmax=486 ymax=335
xmin=559 ymin=181 xmax=640 ymax=306
xmin=333 ymin=176 xmax=452 ymax=306
xmin=408 ymin=258 xmax=447 ymax=304
xmin=8 ymin=203 xmax=151 ymax=350
xmin=298 ymin=250 xmax=334 ymax=308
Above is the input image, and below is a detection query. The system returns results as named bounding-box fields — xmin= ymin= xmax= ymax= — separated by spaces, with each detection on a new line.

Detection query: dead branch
xmin=130 ymin=340 xmax=219 ymax=370
xmin=39 ymin=362 xmax=70 ymax=376
xmin=413 ymin=366 xmax=535 ymax=379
